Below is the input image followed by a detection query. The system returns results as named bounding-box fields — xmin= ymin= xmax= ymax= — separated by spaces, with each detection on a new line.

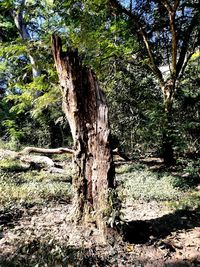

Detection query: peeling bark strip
xmin=52 ymin=35 xmax=115 ymax=234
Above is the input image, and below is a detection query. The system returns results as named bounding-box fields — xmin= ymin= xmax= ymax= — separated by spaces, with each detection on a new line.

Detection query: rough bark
xmin=52 ymin=35 xmax=115 ymax=240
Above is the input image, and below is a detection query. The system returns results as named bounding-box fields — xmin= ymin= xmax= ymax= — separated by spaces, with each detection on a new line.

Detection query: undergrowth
xmin=0 ymin=159 xmax=27 ymax=172
xmin=0 ymin=168 xmax=72 ymax=209
xmin=1 ymin=158 xmax=199 ymax=212
xmin=170 ymin=190 xmax=200 ymax=211
xmin=0 ymin=139 xmax=21 ymax=151
xmin=117 ymin=164 xmax=182 ymax=201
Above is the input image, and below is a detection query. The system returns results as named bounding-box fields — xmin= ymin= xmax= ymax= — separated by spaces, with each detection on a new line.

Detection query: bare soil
xmin=0 ymin=156 xmax=199 ymax=266
xmin=0 ymin=198 xmax=199 ymax=267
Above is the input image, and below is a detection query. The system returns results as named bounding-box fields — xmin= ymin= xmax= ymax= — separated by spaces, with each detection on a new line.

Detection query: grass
xmin=0 ymin=180 xmax=71 ymax=206
xmin=116 ymin=162 xmax=145 ymax=174
xmin=0 ymin=160 xmax=72 ymax=208
xmin=117 ymin=164 xmax=182 ymax=201
xmin=0 ymin=159 xmax=27 ymax=172
xmin=1 ymin=157 xmax=199 ymax=211
xmin=0 ymin=158 xmax=200 ymax=267
xmin=170 ymin=190 xmax=200 ymax=211
xmin=116 ymin=162 xmax=200 ymax=212
xmin=0 ymin=139 xmax=21 ymax=151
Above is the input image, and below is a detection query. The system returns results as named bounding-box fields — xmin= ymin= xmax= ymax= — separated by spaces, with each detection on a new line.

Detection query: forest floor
xmin=0 ymin=154 xmax=200 ymax=267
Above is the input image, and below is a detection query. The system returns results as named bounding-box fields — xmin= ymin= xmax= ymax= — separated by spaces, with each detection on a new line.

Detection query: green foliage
xmin=0 ymin=139 xmax=21 ymax=151
xmin=116 ymin=163 xmax=145 ymax=174
xmin=106 ymin=62 xmax=163 ymax=155
xmin=173 ymin=159 xmax=200 ymax=189
xmin=0 ymin=0 xmax=67 ymax=146
xmin=0 ymin=0 xmax=200 ymax=162
xmin=0 ymin=42 xmax=27 ymax=58
xmin=3 ymin=119 xmax=25 ymax=140
xmin=174 ymin=52 xmax=200 ymax=154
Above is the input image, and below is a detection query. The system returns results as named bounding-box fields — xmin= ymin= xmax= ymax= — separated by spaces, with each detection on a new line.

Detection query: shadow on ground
xmin=0 ymin=207 xmax=200 ymax=267
xmin=122 ymin=208 xmax=200 ymax=244
xmin=0 ymin=244 xmax=110 ymax=267
xmin=0 ymin=208 xmax=24 ymax=227
xmin=0 ymin=243 xmax=199 ymax=267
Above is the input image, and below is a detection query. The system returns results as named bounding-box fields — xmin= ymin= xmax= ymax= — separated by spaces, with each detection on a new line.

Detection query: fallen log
xmin=19 ymin=146 xmax=130 ymax=161
xmin=0 ymin=146 xmax=130 ymax=172
xmin=20 ymin=155 xmax=54 ymax=168
xmin=0 ymin=149 xmax=54 ymax=169
xmin=1 ymin=146 xmax=130 ymax=160
xmin=19 ymin=147 xmax=75 ymax=155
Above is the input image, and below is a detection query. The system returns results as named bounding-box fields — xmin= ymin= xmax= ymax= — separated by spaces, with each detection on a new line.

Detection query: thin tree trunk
xmin=49 ymin=121 xmax=64 ymax=148
xmin=52 ymin=35 xmax=115 ymax=241
xmin=162 ymin=127 xmax=175 ymax=166
xmin=12 ymin=2 xmax=41 ymax=78
xmin=162 ymin=80 xmax=175 ymax=166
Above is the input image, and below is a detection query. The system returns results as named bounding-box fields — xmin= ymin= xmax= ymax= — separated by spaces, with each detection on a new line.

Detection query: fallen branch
xmin=1 ymin=146 xmax=130 ymax=160
xmin=19 ymin=147 xmax=75 ymax=155
xmin=19 ymin=146 xmax=131 ymax=161
xmin=0 ymin=146 xmax=131 ymax=172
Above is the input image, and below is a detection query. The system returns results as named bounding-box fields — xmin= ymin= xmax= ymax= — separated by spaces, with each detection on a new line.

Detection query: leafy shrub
xmin=0 ymin=138 xmax=21 ymax=151
xmin=174 ymin=158 xmax=200 ymax=189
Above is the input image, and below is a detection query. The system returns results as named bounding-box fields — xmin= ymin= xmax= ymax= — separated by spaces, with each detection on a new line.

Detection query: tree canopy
xmin=0 ymin=0 xmax=200 ymax=156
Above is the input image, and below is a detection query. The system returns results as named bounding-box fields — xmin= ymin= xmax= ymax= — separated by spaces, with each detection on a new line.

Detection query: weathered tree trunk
xmin=162 ymin=80 xmax=176 ymax=166
xmin=52 ymin=35 xmax=115 ymax=240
